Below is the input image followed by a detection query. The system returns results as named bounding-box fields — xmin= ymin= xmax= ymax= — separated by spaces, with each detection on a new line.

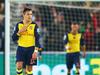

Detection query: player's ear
xmin=23 ymin=11 xmax=26 ymax=16
xmin=23 ymin=12 xmax=25 ymax=16
xmin=78 ymin=25 xmax=80 ymax=29
xmin=22 ymin=13 xmax=24 ymax=17
xmin=22 ymin=12 xmax=26 ymax=18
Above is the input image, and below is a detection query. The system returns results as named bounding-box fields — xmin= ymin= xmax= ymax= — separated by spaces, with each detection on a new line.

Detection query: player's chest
xmin=18 ymin=24 xmax=35 ymax=34
xmin=68 ymin=34 xmax=81 ymax=43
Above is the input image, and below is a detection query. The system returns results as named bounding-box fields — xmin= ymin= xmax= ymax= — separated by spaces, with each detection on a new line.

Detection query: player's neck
xmin=71 ymin=30 xmax=78 ymax=35
xmin=23 ymin=19 xmax=32 ymax=24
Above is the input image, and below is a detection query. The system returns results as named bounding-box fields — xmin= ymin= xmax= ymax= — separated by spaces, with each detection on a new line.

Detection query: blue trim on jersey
xmin=12 ymin=21 xmax=41 ymax=47
xmin=63 ymin=32 xmax=68 ymax=45
xmin=80 ymin=34 xmax=85 ymax=46
xmin=64 ymin=32 xmax=85 ymax=46
xmin=34 ymin=25 xmax=41 ymax=48
xmin=12 ymin=22 xmax=19 ymax=43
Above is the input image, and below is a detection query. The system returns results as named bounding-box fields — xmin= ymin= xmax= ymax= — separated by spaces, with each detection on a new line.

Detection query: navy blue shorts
xmin=66 ymin=52 xmax=80 ymax=69
xmin=16 ymin=46 xmax=37 ymax=68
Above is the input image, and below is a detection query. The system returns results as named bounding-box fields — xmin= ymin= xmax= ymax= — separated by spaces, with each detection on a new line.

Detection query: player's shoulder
xmin=16 ymin=21 xmax=23 ymax=26
xmin=78 ymin=32 xmax=84 ymax=39
xmin=64 ymin=32 xmax=69 ymax=37
xmin=64 ymin=32 xmax=71 ymax=38
xmin=31 ymin=21 xmax=37 ymax=25
xmin=67 ymin=31 xmax=72 ymax=35
xmin=78 ymin=32 xmax=84 ymax=35
xmin=65 ymin=31 xmax=70 ymax=34
xmin=14 ymin=21 xmax=23 ymax=28
xmin=17 ymin=21 xmax=23 ymax=24
xmin=31 ymin=21 xmax=38 ymax=28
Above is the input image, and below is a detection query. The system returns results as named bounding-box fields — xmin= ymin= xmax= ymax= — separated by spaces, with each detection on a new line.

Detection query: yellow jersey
xmin=12 ymin=21 xmax=40 ymax=47
xmin=64 ymin=32 xmax=85 ymax=53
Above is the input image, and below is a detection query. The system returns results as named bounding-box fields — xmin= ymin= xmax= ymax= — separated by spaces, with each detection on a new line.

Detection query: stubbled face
xmin=71 ymin=24 xmax=79 ymax=32
xmin=23 ymin=11 xmax=33 ymax=22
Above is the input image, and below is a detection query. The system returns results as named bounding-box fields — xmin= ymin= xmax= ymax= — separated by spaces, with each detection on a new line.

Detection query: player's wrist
xmin=34 ymin=50 xmax=38 ymax=53
xmin=34 ymin=47 xmax=38 ymax=53
xmin=65 ymin=46 xmax=69 ymax=49
xmin=65 ymin=46 xmax=69 ymax=50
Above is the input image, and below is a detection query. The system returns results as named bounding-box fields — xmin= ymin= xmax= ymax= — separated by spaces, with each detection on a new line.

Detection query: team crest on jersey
xmin=29 ymin=26 xmax=33 ymax=30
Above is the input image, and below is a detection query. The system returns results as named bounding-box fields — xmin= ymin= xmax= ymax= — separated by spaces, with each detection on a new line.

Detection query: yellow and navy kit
xmin=64 ymin=32 xmax=85 ymax=53
xmin=12 ymin=21 xmax=40 ymax=47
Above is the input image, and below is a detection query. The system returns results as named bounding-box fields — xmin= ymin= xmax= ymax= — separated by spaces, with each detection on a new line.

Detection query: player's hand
xmin=32 ymin=47 xmax=39 ymax=60
xmin=30 ymin=59 xmax=35 ymax=64
xmin=68 ymin=46 xmax=72 ymax=50
xmin=65 ymin=46 xmax=72 ymax=50
xmin=32 ymin=52 xmax=38 ymax=60
xmin=38 ymin=48 xmax=43 ymax=51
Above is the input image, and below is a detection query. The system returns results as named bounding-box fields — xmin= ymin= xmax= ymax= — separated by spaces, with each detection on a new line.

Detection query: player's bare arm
xmin=32 ymin=47 xmax=39 ymax=60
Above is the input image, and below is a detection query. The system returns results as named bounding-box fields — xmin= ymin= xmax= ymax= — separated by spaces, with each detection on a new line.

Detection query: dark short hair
xmin=71 ymin=21 xmax=79 ymax=25
xmin=23 ymin=7 xmax=32 ymax=14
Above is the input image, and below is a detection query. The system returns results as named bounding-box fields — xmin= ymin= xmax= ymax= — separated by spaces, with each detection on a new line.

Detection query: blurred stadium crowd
xmin=10 ymin=2 xmax=100 ymax=51
xmin=0 ymin=0 xmax=5 ymax=51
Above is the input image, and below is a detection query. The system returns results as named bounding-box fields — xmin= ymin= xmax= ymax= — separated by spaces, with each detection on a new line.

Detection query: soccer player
xmin=63 ymin=22 xmax=86 ymax=75
xmin=12 ymin=7 xmax=40 ymax=75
